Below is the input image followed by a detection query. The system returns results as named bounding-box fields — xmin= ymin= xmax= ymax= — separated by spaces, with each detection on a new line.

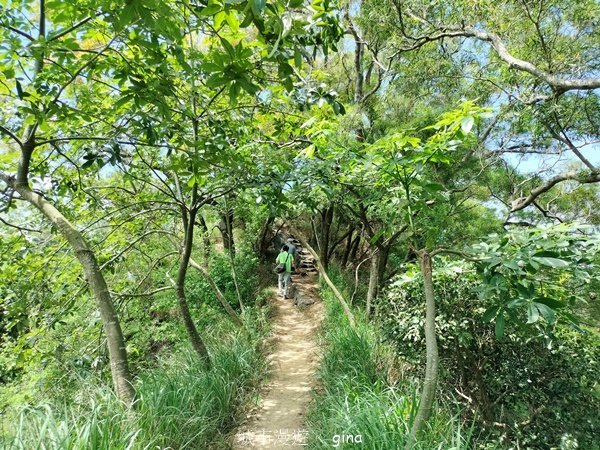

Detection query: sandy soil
xmin=231 ymin=273 xmax=323 ymax=450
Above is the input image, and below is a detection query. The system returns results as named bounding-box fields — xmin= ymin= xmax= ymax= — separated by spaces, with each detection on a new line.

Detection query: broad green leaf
xmin=495 ymin=313 xmax=505 ymax=338
xmin=482 ymin=305 xmax=499 ymax=322
xmin=527 ymin=303 xmax=540 ymax=324
xmin=502 ymin=260 xmax=520 ymax=270
xmin=534 ymin=302 xmax=556 ymax=323
xmin=249 ymin=0 xmax=266 ymax=16
xmin=198 ymin=4 xmax=223 ymax=16
xmin=461 ymin=116 xmax=474 ymax=133
xmin=531 ymin=256 xmax=569 ymax=268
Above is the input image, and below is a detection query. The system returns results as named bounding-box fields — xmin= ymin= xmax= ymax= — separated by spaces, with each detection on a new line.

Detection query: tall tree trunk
xmin=176 ymin=199 xmax=210 ymax=365
xmin=13 ymin=183 xmax=135 ymax=404
xmin=218 ymin=209 xmax=235 ymax=256
xmin=348 ymin=233 xmax=361 ymax=265
xmin=320 ymin=206 xmax=334 ymax=270
xmin=255 ymin=216 xmax=274 ymax=260
xmin=197 ymin=214 xmax=211 ymax=261
xmin=366 ymin=249 xmax=379 ymax=319
xmin=406 ymin=250 xmax=439 ymax=449
xmin=224 ymin=208 xmax=243 ymax=312
xmin=377 ymin=244 xmax=390 ymax=287
xmin=341 ymin=228 xmax=354 ymax=267
xmin=329 ymin=226 xmax=354 ymax=263
xmin=228 ymin=250 xmax=244 ymax=312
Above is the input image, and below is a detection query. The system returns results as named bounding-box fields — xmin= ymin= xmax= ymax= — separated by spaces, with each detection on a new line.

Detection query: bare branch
xmin=533 ymin=200 xmax=563 ymax=223
xmin=47 ymin=15 xmax=94 ymax=42
xmin=110 ymin=286 xmax=173 ymax=298
xmin=0 ymin=22 xmax=35 ymax=41
xmin=99 ymin=230 xmax=175 ymax=271
xmin=388 ymin=6 xmax=600 ymax=92
xmin=0 ymin=215 xmax=42 ymax=233
xmin=510 ymin=171 xmax=600 ymax=212
xmin=544 ymin=123 xmax=598 ymax=172
xmin=0 ymin=125 xmax=23 ymax=147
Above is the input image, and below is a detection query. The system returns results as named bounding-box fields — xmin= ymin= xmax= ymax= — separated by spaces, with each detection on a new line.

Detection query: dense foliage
xmin=1 ymin=0 xmax=599 ymax=447
xmin=378 ymin=261 xmax=600 ymax=448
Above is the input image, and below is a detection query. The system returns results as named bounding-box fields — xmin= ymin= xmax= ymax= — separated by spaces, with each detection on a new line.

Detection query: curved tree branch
xmin=510 ymin=171 xmax=600 ymax=212
xmin=389 ymin=4 xmax=600 ymax=93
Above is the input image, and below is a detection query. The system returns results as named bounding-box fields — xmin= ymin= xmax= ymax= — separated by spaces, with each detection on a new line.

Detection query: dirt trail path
xmin=232 ymin=272 xmax=323 ymax=449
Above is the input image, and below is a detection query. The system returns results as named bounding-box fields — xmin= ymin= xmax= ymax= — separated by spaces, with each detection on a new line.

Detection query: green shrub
xmin=378 ymin=263 xmax=600 ymax=449
xmin=186 ymin=247 xmax=260 ymax=312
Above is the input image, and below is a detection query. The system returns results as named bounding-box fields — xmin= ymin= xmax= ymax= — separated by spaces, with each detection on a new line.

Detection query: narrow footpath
xmin=232 ymin=242 xmax=323 ymax=449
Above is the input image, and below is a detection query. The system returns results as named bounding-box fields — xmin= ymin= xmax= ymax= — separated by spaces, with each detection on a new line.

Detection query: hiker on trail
xmin=276 ymin=244 xmax=294 ymax=298
xmin=286 ymin=237 xmax=300 ymax=270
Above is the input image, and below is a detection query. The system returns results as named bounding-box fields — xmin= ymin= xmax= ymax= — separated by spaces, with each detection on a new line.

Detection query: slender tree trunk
xmin=329 ymin=226 xmax=354 ymax=263
xmin=377 ymin=245 xmax=390 ymax=287
xmin=349 ymin=232 xmax=361 ymax=264
xmin=3 ymin=6 xmax=136 ymax=402
xmin=228 ymin=250 xmax=244 ymax=312
xmin=13 ymin=183 xmax=135 ymax=404
xmin=341 ymin=228 xmax=354 ymax=267
xmin=320 ymin=206 xmax=334 ymax=270
xmin=366 ymin=249 xmax=379 ymax=319
xmin=189 ymin=257 xmax=243 ymax=327
xmin=406 ymin=250 xmax=439 ymax=449
xmin=311 ymin=218 xmax=321 ymax=253
xmin=176 ymin=200 xmax=210 ymax=365
xmin=218 ymin=209 xmax=235 ymax=256
xmin=197 ymin=214 xmax=211 ymax=261
xmin=255 ymin=216 xmax=274 ymax=259
xmin=224 ymin=208 xmax=243 ymax=312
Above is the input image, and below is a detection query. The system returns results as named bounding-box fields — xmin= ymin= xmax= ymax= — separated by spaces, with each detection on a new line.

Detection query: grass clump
xmin=306 ymin=283 xmax=478 ymax=450
xmin=1 ymin=311 xmax=268 ymax=450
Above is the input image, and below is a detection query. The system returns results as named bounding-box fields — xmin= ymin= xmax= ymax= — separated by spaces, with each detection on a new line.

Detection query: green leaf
xmin=531 ymin=256 xmax=569 ymax=268
xmin=238 ymin=75 xmax=259 ymax=94
xmin=240 ymin=10 xmax=254 ymax=28
xmin=228 ymin=81 xmax=241 ymax=105
xmin=535 ymin=297 xmax=565 ymax=309
xmin=482 ymin=305 xmax=499 ymax=322
xmin=225 ymin=12 xmax=240 ymax=32
xmin=198 ymin=4 xmax=223 ymax=16
xmin=461 ymin=116 xmax=474 ymax=133
xmin=220 ymin=38 xmax=235 ymax=58
xmin=502 ymin=260 xmax=520 ymax=270
xmin=3 ymin=67 xmax=15 ymax=79
xmin=527 ymin=303 xmax=539 ymax=324
xmin=303 ymin=144 xmax=315 ymax=158
xmin=534 ymin=302 xmax=556 ymax=323
xmin=495 ymin=313 xmax=505 ymax=338
xmin=206 ymin=74 xmax=229 ymax=88
xmin=294 ymin=47 xmax=302 ymax=68
xmin=16 ymin=80 xmax=24 ymax=99
xmin=249 ymin=0 xmax=266 ymax=16
xmin=370 ymin=228 xmax=386 ymax=245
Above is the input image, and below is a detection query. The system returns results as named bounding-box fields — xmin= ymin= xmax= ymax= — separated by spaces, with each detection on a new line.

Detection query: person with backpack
xmin=275 ymin=244 xmax=294 ymax=298
xmin=286 ymin=237 xmax=300 ymax=271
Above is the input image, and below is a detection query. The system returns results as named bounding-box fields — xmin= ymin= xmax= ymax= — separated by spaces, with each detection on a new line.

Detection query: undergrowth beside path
xmin=1 ymin=308 xmax=270 ymax=450
xmin=305 ymin=269 xmax=480 ymax=450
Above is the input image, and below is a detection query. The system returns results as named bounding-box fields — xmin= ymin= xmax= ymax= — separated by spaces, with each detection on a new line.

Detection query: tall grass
xmin=1 ymin=313 xmax=268 ymax=450
xmin=306 ymin=284 xmax=479 ymax=450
